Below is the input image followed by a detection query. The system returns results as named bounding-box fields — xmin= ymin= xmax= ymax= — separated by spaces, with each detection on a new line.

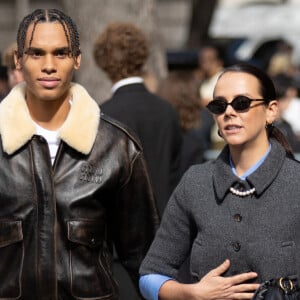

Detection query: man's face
xmin=15 ymin=22 xmax=81 ymax=103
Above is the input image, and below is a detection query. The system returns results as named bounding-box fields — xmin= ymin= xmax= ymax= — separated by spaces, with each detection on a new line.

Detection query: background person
xmin=0 ymin=65 xmax=9 ymax=100
xmin=272 ymin=73 xmax=300 ymax=152
xmin=94 ymin=22 xmax=182 ymax=215
xmin=157 ymin=70 xmax=205 ymax=177
xmin=139 ymin=63 xmax=299 ymax=300
xmin=198 ymin=43 xmax=226 ymax=150
xmin=2 ymin=42 xmax=24 ymax=88
xmin=93 ymin=21 xmax=182 ymax=300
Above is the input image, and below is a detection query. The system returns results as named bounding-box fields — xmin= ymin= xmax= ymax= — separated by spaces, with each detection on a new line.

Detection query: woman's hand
xmin=192 ymin=259 xmax=259 ymax=299
xmin=159 ymin=259 xmax=260 ymax=300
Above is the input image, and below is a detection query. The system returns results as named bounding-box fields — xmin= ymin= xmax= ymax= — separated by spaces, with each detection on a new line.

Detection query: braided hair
xmin=16 ymin=9 xmax=81 ymax=58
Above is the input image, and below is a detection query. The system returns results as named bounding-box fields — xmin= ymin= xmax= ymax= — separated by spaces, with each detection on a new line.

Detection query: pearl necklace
xmin=229 ymin=186 xmax=256 ymax=197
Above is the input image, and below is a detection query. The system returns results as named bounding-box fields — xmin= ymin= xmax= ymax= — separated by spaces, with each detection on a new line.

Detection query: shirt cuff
xmin=139 ymin=274 xmax=174 ymax=300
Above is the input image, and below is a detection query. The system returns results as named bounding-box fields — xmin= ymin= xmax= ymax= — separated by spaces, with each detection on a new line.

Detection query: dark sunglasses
xmin=206 ymin=96 xmax=265 ymax=115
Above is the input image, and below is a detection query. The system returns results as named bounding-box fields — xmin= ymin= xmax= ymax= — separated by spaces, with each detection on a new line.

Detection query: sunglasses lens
xmin=207 ymin=100 xmax=227 ymax=114
xmin=207 ymin=96 xmax=257 ymax=114
xmin=232 ymin=96 xmax=251 ymax=111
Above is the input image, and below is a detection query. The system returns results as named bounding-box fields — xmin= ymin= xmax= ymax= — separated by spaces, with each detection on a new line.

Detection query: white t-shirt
xmin=35 ymin=123 xmax=60 ymax=165
xmin=33 ymin=99 xmax=72 ymax=164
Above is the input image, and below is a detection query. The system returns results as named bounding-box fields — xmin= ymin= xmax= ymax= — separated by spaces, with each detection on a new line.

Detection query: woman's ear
xmin=266 ymin=100 xmax=279 ymax=124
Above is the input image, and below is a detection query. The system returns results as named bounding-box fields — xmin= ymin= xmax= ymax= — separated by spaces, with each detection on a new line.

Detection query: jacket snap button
xmin=232 ymin=242 xmax=241 ymax=252
xmin=234 ymin=214 xmax=242 ymax=222
xmin=91 ymin=238 xmax=96 ymax=245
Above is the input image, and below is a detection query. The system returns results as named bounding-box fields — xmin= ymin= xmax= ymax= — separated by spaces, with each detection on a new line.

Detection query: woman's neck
xmin=229 ymin=140 xmax=270 ymax=177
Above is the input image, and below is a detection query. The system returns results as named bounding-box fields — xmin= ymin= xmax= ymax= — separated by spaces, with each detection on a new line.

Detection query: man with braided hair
xmin=0 ymin=8 xmax=159 ymax=300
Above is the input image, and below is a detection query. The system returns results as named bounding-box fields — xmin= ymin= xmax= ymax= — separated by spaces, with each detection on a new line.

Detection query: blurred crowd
xmin=160 ymin=38 xmax=300 ymax=156
xmin=0 ymin=42 xmax=24 ymax=100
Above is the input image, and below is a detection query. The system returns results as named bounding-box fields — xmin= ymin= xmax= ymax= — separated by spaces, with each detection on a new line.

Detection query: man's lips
xmin=38 ymin=78 xmax=60 ymax=88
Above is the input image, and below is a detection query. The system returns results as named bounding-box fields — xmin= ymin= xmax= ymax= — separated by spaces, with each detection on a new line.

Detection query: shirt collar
xmin=230 ymin=143 xmax=272 ymax=180
xmin=111 ymin=77 xmax=144 ymax=94
xmin=212 ymin=139 xmax=286 ymax=201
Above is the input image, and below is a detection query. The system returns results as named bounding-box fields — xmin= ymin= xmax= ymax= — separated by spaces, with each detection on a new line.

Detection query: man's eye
xmin=55 ymin=51 xmax=69 ymax=58
xmin=29 ymin=51 xmax=42 ymax=58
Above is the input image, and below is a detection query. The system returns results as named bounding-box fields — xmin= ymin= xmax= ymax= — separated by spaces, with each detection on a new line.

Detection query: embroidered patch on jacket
xmin=80 ymin=163 xmax=103 ymax=184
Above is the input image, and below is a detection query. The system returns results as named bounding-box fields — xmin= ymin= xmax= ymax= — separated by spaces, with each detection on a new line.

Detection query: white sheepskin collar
xmin=0 ymin=82 xmax=100 ymax=155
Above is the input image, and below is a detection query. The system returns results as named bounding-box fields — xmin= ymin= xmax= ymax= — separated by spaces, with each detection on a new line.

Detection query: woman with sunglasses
xmin=139 ymin=63 xmax=300 ymax=300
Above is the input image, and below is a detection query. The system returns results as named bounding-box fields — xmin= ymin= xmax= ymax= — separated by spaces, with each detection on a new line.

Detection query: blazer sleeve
xmin=140 ymin=171 xmax=196 ymax=279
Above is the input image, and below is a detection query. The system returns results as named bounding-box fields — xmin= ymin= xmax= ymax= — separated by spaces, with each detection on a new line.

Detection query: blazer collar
xmin=213 ymin=139 xmax=286 ymax=201
xmin=0 ymin=82 xmax=100 ymax=155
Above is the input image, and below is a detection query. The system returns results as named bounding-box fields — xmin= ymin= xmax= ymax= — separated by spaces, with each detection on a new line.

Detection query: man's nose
xmin=42 ymin=55 xmax=56 ymax=73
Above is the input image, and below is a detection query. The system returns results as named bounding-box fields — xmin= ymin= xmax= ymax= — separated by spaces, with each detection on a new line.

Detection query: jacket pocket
xmin=247 ymin=240 xmax=297 ymax=281
xmin=0 ymin=220 xmax=23 ymax=299
xmin=67 ymin=219 xmax=115 ymax=299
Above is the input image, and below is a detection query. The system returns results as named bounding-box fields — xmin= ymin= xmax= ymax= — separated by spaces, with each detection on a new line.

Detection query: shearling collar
xmin=0 ymin=82 xmax=100 ymax=155
xmin=212 ymin=139 xmax=286 ymax=201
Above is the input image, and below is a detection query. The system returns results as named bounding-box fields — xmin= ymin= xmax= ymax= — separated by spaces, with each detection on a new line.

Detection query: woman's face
xmin=213 ymin=71 xmax=278 ymax=150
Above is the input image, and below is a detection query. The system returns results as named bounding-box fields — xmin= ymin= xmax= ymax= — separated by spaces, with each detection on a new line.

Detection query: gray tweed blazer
xmin=140 ymin=139 xmax=300 ymax=283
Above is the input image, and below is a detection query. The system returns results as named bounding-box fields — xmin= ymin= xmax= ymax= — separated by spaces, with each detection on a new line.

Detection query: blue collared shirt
xmin=230 ymin=144 xmax=271 ymax=180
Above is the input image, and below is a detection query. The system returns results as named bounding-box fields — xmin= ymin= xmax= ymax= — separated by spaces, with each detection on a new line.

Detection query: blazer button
xmin=232 ymin=242 xmax=241 ymax=252
xmin=234 ymin=214 xmax=242 ymax=222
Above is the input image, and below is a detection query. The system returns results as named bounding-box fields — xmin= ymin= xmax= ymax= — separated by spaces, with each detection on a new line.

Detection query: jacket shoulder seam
xmin=100 ymin=113 xmax=142 ymax=151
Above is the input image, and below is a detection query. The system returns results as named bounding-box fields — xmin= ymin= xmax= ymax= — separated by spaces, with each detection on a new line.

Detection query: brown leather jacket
xmin=0 ymin=83 xmax=159 ymax=299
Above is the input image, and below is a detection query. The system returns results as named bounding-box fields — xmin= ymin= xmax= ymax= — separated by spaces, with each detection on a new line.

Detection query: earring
xmin=265 ymin=121 xmax=273 ymax=129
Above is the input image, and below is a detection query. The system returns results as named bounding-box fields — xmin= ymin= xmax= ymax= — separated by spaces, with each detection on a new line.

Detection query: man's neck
xmin=26 ymin=97 xmax=71 ymax=131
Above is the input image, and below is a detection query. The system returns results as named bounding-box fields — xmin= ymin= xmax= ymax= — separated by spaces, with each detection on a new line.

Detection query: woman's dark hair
xmin=219 ymin=63 xmax=294 ymax=158
xmin=16 ymin=9 xmax=81 ymax=59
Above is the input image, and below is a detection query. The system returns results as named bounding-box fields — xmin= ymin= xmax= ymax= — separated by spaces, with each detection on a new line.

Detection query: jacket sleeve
xmin=112 ymin=147 xmax=160 ymax=293
xmin=139 ymin=171 xmax=196 ymax=279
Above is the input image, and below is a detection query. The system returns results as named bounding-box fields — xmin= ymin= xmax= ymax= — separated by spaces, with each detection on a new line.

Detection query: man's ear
xmin=74 ymin=54 xmax=81 ymax=70
xmin=14 ymin=50 xmax=22 ymax=70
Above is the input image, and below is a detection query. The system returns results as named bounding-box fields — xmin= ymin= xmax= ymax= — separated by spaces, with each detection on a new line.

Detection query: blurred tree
xmin=186 ymin=0 xmax=218 ymax=48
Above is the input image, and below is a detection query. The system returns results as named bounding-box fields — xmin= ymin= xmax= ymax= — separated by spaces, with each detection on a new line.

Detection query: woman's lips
xmin=224 ymin=124 xmax=242 ymax=134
